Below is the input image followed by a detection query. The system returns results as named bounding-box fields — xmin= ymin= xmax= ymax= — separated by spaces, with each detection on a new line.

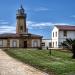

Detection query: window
xmin=41 ymin=42 xmax=45 ymax=46
xmin=12 ymin=40 xmax=17 ymax=47
xmin=32 ymin=40 xmax=38 ymax=47
xmin=20 ymin=26 xmax=23 ymax=32
xmin=56 ymin=32 xmax=57 ymax=37
xmin=49 ymin=42 xmax=51 ymax=47
xmin=0 ymin=40 xmax=3 ymax=47
xmin=58 ymin=42 xmax=62 ymax=48
xmin=56 ymin=41 xmax=57 ymax=47
xmin=53 ymin=32 xmax=54 ymax=37
xmin=64 ymin=30 xmax=67 ymax=36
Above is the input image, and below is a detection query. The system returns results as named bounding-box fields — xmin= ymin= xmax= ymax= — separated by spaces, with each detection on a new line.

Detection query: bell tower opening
xmin=16 ymin=4 xmax=27 ymax=34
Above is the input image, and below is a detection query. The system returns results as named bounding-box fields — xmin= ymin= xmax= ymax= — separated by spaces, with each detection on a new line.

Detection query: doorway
xmin=24 ymin=41 xmax=27 ymax=48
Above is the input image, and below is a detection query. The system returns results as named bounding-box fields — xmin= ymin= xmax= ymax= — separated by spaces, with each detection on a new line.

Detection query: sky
xmin=0 ymin=0 xmax=75 ymax=39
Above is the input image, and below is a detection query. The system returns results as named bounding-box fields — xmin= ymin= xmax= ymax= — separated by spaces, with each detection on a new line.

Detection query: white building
xmin=52 ymin=25 xmax=75 ymax=48
xmin=42 ymin=39 xmax=51 ymax=49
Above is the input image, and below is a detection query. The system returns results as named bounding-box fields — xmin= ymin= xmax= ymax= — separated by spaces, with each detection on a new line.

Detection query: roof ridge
xmin=55 ymin=25 xmax=75 ymax=30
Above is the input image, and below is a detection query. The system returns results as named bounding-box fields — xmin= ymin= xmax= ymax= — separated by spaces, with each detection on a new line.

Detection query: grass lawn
xmin=4 ymin=48 xmax=75 ymax=75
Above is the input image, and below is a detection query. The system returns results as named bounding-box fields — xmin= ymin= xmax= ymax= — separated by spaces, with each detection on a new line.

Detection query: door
xmin=24 ymin=41 xmax=27 ymax=48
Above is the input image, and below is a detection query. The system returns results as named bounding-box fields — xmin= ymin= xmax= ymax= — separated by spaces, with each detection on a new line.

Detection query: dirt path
xmin=0 ymin=49 xmax=49 ymax=75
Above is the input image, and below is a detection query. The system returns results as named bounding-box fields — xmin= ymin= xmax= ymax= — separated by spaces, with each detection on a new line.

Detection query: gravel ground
xmin=0 ymin=49 xmax=49 ymax=75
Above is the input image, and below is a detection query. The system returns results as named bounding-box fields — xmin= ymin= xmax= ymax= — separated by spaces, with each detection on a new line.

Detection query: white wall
xmin=32 ymin=39 xmax=40 ymax=47
xmin=0 ymin=39 xmax=19 ymax=48
xmin=0 ymin=40 xmax=7 ymax=47
xmin=42 ymin=39 xmax=51 ymax=49
xmin=52 ymin=26 xmax=75 ymax=48
xmin=3 ymin=40 xmax=7 ymax=47
xmin=52 ymin=26 xmax=59 ymax=48
xmin=58 ymin=30 xmax=75 ymax=47
xmin=10 ymin=39 xmax=19 ymax=47
xmin=59 ymin=31 xmax=75 ymax=39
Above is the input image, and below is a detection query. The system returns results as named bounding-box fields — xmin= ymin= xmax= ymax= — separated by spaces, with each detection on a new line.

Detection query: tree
xmin=61 ymin=38 xmax=75 ymax=58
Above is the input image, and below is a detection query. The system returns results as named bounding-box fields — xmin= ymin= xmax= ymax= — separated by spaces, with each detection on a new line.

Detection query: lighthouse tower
xmin=16 ymin=5 xmax=27 ymax=34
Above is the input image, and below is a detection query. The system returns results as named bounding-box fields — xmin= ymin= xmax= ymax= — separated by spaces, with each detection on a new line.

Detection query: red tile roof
xmin=55 ymin=25 xmax=75 ymax=31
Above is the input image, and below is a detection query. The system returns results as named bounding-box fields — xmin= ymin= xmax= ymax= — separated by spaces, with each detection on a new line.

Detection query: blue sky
xmin=0 ymin=0 xmax=75 ymax=39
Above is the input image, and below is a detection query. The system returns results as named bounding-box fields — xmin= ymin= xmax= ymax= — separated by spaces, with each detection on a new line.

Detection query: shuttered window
xmin=0 ymin=40 xmax=3 ymax=47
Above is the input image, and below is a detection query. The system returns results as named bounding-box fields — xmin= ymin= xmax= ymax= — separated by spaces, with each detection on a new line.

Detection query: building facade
xmin=42 ymin=39 xmax=51 ymax=49
xmin=52 ymin=25 xmax=75 ymax=48
xmin=0 ymin=5 xmax=42 ymax=48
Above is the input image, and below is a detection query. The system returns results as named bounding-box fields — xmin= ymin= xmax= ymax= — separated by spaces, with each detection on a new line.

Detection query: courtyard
xmin=3 ymin=48 xmax=75 ymax=75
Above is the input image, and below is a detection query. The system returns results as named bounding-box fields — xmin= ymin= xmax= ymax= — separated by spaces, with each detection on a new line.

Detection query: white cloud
xmin=27 ymin=21 xmax=52 ymax=29
xmin=0 ymin=20 xmax=9 ymax=25
xmin=0 ymin=20 xmax=71 ymax=34
xmin=0 ymin=25 xmax=16 ymax=34
xmin=27 ymin=21 xmax=70 ymax=29
xmin=54 ymin=23 xmax=70 ymax=25
xmin=0 ymin=22 xmax=9 ymax=25
xmin=27 ymin=21 xmax=52 ymax=26
xmin=0 ymin=20 xmax=16 ymax=34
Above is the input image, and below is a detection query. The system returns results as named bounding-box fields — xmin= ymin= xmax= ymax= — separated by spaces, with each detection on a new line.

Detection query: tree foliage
xmin=61 ymin=38 xmax=75 ymax=58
